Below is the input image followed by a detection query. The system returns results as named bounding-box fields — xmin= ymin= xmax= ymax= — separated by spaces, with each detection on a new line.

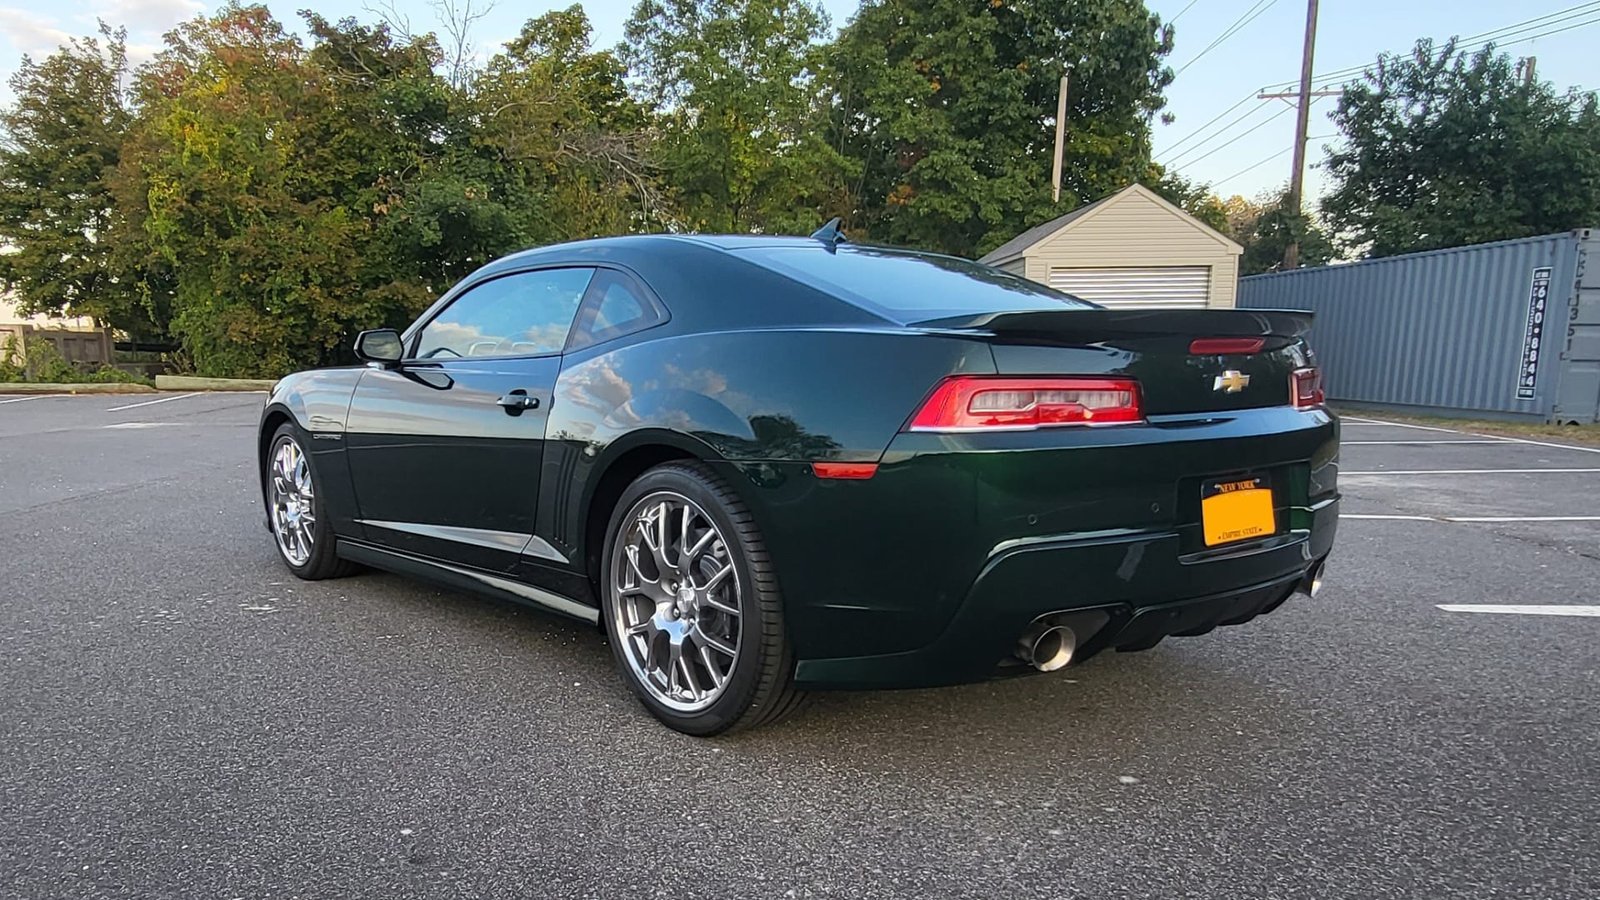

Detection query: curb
xmin=0 ymin=382 xmax=157 ymax=395
xmin=155 ymin=375 xmax=278 ymax=392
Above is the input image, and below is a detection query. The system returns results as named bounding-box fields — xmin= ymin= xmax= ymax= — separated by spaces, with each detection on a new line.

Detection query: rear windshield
xmin=735 ymin=245 xmax=1095 ymax=322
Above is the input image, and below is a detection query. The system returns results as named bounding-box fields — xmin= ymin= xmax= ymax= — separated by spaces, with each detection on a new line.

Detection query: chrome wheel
xmin=609 ymin=491 xmax=742 ymax=713
xmin=269 ymin=436 xmax=316 ymax=567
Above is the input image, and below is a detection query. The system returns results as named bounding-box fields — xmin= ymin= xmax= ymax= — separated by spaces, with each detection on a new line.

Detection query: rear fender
xmin=539 ymin=327 xmax=996 ymax=606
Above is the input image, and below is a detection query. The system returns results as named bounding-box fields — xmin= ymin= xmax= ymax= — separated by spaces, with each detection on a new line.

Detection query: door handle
xmin=496 ymin=390 xmax=540 ymax=414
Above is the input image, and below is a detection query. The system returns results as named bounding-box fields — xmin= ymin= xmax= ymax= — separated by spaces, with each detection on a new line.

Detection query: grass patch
xmin=1333 ymin=406 xmax=1600 ymax=447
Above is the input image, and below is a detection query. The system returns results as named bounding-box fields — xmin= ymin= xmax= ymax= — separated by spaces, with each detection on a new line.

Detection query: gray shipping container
xmin=1237 ymin=229 xmax=1600 ymax=423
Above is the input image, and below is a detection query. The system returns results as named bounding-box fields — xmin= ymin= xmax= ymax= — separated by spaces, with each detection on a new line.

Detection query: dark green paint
xmin=260 ymin=235 xmax=1339 ymax=690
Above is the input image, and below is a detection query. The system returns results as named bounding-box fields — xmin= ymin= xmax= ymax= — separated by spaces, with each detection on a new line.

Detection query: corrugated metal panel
xmin=1237 ymin=231 xmax=1589 ymax=419
xmin=1049 ymin=266 xmax=1210 ymax=308
xmin=1552 ymin=231 xmax=1600 ymax=422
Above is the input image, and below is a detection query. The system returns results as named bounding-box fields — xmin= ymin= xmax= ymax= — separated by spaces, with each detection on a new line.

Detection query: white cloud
xmin=0 ymin=7 xmax=71 ymax=58
xmin=88 ymin=0 xmax=202 ymax=33
xmin=124 ymin=40 xmax=159 ymax=67
xmin=0 ymin=0 xmax=201 ymax=103
xmin=0 ymin=0 xmax=197 ymax=68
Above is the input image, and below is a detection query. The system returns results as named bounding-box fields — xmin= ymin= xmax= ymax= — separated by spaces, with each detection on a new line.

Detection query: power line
xmin=1159 ymin=92 xmax=1257 ymax=157
xmin=1213 ymin=147 xmax=1291 ymax=188
xmin=1260 ymin=2 xmax=1600 ymax=88
xmin=1177 ymin=0 xmax=1279 ymax=75
xmin=1176 ymin=0 xmax=1284 ymax=75
xmin=1458 ymin=1 xmax=1600 ymax=44
xmin=1161 ymin=100 xmax=1272 ymax=164
xmin=1274 ymin=0 xmax=1600 ymax=86
xmin=1211 ymin=133 xmax=1336 ymax=188
xmin=1260 ymin=2 xmax=1600 ymax=90
xmin=1169 ymin=0 xmax=1203 ymax=25
xmin=1493 ymin=14 xmax=1600 ymax=48
xmin=1170 ymin=104 xmax=1295 ymax=170
xmin=1167 ymin=5 xmax=1600 ymax=191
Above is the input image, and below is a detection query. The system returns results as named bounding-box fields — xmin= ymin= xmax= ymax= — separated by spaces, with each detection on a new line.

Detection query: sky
xmin=0 ymin=0 xmax=1594 ymax=205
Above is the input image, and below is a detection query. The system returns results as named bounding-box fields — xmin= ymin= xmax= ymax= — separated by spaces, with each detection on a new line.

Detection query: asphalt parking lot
xmin=2 ymin=393 xmax=1597 ymax=899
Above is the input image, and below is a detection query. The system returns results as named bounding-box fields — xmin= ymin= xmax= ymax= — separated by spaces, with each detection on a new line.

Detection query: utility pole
xmin=1282 ymin=0 xmax=1319 ymax=270
xmin=1051 ymin=71 xmax=1070 ymax=203
xmin=1522 ymin=56 xmax=1537 ymax=86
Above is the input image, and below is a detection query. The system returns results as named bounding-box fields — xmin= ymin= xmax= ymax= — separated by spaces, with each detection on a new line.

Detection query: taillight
xmin=1291 ymin=367 xmax=1324 ymax=409
xmin=907 ymin=376 xmax=1143 ymax=431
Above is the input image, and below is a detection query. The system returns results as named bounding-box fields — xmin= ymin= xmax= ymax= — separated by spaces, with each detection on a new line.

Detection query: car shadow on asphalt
xmin=341 ymin=567 xmax=1293 ymax=775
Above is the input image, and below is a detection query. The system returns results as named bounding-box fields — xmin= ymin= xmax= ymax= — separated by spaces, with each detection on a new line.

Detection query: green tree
xmin=1322 ymin=39 xmax=1600 ymax=257
xmin=829 ymin=0 xmax=1173 ymax=257
xmin=301 ymin=11 xmax=520 ymax=297
xmin=0 ymin=25 xmax=153 ymax=333
xmin=121 ymin=4 xmax=462 ymax=376
xmin=1230 ymin=190 xmax=1336 ymax=274
xmin=476 ymin=6 xmax=661 ymax=238
xmin=1147 ymin=168 xmax=1228 ymax=233
xmin=622 ymin=0 xmax=852 ymax=233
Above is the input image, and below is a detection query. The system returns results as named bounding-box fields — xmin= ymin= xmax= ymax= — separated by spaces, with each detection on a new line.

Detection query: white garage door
xmin=1048 ymin=266 xmax=1211 ymax=309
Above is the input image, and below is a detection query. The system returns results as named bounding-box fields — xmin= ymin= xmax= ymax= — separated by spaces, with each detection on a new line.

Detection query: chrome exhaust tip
xmin=1301 ymin=560 xmax=1326 ymax=597
xmin=1017 ymin=623 xmax=1076 ymax=672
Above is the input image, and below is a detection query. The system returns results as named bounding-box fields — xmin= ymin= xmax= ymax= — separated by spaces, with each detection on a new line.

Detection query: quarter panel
xmin=539 ymin=328 xmax=995 ymax=565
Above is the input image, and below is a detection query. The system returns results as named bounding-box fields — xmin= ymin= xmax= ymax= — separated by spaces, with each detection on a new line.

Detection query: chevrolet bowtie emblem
xmin=1213 ymin=370 xmax=1251 ymax=393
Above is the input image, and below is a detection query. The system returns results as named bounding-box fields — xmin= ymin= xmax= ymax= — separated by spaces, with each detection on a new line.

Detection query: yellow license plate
xmin=1201 ymin=476 xmax=1276 ymax=547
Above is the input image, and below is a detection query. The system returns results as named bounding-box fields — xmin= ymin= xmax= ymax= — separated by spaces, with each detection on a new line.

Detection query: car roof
xmin=482 ymin=232 xmax=952 ymax=267
xmin=462 ymin=233 xmax=1084 ymax=327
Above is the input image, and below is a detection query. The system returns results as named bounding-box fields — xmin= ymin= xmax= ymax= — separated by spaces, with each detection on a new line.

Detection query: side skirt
xmin=336 ymin=538 xmax=600 ymax=625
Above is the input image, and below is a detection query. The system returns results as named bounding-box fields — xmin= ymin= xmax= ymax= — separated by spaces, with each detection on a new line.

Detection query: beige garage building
xmin=980 ymin=183 xmax=1243 ymax=309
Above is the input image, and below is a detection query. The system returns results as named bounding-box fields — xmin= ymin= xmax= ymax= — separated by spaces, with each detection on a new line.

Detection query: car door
xmin=344 ymin=266 xmax=595 ymax=573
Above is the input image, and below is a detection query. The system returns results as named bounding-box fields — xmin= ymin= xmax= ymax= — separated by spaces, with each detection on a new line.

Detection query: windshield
xmin=736 ymin=245 xmax=1096 ymax=322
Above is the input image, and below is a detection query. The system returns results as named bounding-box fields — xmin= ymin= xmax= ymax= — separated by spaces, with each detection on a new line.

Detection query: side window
xmin=414 ymin=268 xmax=595 ymax=360
xmin=566 ymin=270 xmax=667 ymax=351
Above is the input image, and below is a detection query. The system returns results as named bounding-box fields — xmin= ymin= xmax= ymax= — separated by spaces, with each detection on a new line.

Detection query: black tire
xmin=600 ymin=461 xmax=806 ymax=736
xmin=266 ymin=423 xmax=356 ymax=581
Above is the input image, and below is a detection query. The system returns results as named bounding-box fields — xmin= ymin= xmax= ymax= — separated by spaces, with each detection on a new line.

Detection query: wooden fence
xmin=0 ymin=323 xmax=116 ymax=372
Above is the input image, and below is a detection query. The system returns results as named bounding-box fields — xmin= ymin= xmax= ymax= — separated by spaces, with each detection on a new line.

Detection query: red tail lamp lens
xmin=908 ymin=377 xmax=1143 ymax=431
xmin=1190 ymin=337 xmax=1265 ymax=355
xmin=1291 ymin=367 xmax=1325 ymax=409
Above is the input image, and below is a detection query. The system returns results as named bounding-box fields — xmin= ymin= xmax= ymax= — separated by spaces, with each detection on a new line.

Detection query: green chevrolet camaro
xmin=258 ymin=227 xmax=1339 ymax=735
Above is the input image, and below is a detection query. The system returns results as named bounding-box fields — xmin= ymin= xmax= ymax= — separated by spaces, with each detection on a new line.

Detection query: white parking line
xmin=0 ymin=394 xmax=66 ymax=404
xmin=1342 ymin=468 xmax=1600 ymax=475
xmin=1450 ymin=516 xmax=1600 ymax=522
xmin=105 ymin=392 xmax=199 ymax=412
xmin=1343 ymin=513 xmax=1600 ymax=522
xmin=1438 ymin=604 xmax=1600 ymax=617
xmin=1342 ymin=417 xmax=1466 ymax=433
xmin=1343 ymin=415 xmax=1600 ymax=455
xmin=1479 ymin=434 xmax=1600 ymax=456
xmin=1342 ymin=439 xmax=1512 ymax=445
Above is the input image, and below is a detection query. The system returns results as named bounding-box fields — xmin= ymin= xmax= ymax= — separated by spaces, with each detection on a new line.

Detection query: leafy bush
xmin=0 ymin=335 xmax=22 ymax=382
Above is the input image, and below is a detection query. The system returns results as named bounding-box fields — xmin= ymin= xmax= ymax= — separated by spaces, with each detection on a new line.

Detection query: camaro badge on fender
xmin=1213 ymin=370 xmax=1251 ymax=393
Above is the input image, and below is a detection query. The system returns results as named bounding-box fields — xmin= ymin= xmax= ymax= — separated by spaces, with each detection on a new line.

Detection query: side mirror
xmin=354 ymin=328 xmax=404 ymax=366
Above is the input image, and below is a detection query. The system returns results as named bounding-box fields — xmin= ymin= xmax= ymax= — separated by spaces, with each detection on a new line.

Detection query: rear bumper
xmin=792 ymin=495 xmax=1338 ymax=689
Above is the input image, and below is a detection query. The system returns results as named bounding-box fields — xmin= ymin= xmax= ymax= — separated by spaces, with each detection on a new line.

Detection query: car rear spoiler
xmin=916 ymin=308 xmax=1314 ymax=340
